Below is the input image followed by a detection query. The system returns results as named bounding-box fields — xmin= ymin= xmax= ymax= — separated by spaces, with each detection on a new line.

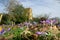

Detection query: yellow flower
xmin=0 ymin=27 xmax=2 ymax=32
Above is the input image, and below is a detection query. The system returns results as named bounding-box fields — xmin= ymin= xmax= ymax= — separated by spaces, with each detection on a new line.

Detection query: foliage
xmin=1 ymin=3 xmax=29 ymax=24
xmin=1 ymin=14 xmax=12 ymax=24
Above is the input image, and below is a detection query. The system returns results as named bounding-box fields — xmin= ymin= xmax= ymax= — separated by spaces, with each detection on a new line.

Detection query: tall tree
xmin=7 ymin=0 xmax=19 ymax=12
xmin=6 ymin=0 xmax=28 ymax=24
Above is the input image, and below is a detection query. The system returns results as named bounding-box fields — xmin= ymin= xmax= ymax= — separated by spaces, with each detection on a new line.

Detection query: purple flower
xmin=57 ymin=24 xmax=60 ymax=26
xmin=46 ymin=19 xmax=56 ymax=24
xmin=24 ymin=22 xmax=28 ymax=26
xmin=36 ymin=32 xmax=42 ymax=35
xmin=36 ymin=32 xmax=48 ymax=36
xmin=46 ymin=20 xmax=51 ymax=24
xmin=42 ymin=32 xmax=48 ymax=35
xmin=52 ymin=19 xmax=56 ymax=23
xmin=40 ymin=21 xmax=43 ymax=23
xmin=0 ymin=29 xmax=4 ymax=34
xmin=2 ymin=31 xmax=6 ymax=34
xmin=40 ymin=21 xmax=45 ymax=24
xmin=8 ymin=28 xmax=11 ymax=31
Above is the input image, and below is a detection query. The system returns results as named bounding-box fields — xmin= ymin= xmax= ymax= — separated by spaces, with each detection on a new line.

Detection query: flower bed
xmin=0 ymin=24 xmax=60 ymax=40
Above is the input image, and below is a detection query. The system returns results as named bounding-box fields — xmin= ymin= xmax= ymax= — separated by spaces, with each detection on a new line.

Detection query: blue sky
xmin=0 ymin=0 xmax=60 ymax=17
xmin=0 ymin=0 xmax=9 ymax=13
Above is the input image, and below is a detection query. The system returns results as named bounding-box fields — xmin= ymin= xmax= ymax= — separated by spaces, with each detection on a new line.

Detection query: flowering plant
xmin=0 ymin=27 xmax=4 ymax=35
xmin=36 ymin=31 xmax=48 ymax=36
xmin=40 ymin=19 xmax=56 ymax=25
